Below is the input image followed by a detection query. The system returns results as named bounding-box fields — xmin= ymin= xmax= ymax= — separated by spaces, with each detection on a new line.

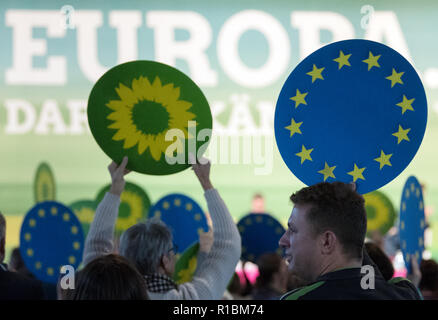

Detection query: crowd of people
xmin=1 ymin=157 xmax=438 ymax=300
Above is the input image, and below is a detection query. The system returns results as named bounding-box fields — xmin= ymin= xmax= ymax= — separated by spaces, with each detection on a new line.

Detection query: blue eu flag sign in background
xmin=275 ymin=39 xmax=427 ymax=194
xmin=148 ymin=193 xmax=209 ymax=255
xmin=399 ymin=176 xmax=426 ymax=273
xmin=20 ymin=201 xmax=84 ymax=284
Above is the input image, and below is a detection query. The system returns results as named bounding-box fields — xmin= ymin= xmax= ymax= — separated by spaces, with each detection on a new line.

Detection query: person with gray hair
xmin=83 ymin=156 xmax=241 ymax=299
xmin=0 ymin=211 xmax=45 ymax=300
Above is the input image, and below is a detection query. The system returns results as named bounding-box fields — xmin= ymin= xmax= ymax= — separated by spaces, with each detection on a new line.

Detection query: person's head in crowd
xmin=255 ymin=253 xmax=288 ymax=294
xmin=368 ymin=230 xmax=384 ymax=251
xmin=419 ymin=259 xmax=438 ymax=300
xmin=227 ymin=272 xmax=243 ymax=298
xmin=119 ymin=217 xmax=176 ymax=277
xmin=251 ymin=193 xmax=265 ymax=213
xmin=279 ymin=182 xmax=366 ymax=283
xmin=68 ymin=254 xmax=149 ymax=300
xmin=0 ymin=211 xmax=6 ymax=263
xmin=364 ymin=241 xmax=394 ymax=281
xmin=9 ymin=247 xmax=35 ymax=278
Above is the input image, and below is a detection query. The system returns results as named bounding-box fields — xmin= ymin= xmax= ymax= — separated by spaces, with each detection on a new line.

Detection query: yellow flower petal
xmin=123 ymin=133 xmax=140 ymax=149
xmin=107 ymin=110 xmax=132 ymax=122
xmin=164 ymin=84 xmax=180 ymax=102
xmin=152 ymin=76 xmax=162 ymax=91
xmin=137 ymin=135 xmax=150 ymax=155
xmin=106 ymin=100 xmax=129 ymax=111
xmin=115 ymin=83 xmax=138 ymax=107
xmin=112 ymin=127 xmax=131 ymax=141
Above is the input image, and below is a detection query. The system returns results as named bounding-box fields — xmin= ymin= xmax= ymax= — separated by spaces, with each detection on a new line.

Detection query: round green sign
xmin=69 ymin=200 xmax=96 ymax=237
xmin=173 ymin=242 xmax=199 ymax=285
xmin=33 ymin=162 xmax=56 ymax=203
xmin=88 ymin=60 xmax=213 ymax=175
xmin=363 ymin=190 xmax=397 ymax=236
xmin=95 ymin=182 xmax=151 ymax=234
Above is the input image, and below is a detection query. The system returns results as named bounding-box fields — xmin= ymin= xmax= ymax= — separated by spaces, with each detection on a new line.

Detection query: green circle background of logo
xmin=95 ymin=181 xmax=151 ymax=234
xmin=363 ymin=190 xmax=397 ymax=236
xmin=88 ymin=60 xmax=213 ymax=175
xmin=173 ymin=242 xmax=199 ymax=284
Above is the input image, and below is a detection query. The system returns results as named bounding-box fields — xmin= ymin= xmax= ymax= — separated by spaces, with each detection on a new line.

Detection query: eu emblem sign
xmin=20 ymin=201 xmax=84 ymax=284
xmin=148 ymin=193 xmax=209 ymax=254
xmin=275 ymin=40 xmax=427 ymax=194
xmin=399 ymin=176 xmax=426 ymax=273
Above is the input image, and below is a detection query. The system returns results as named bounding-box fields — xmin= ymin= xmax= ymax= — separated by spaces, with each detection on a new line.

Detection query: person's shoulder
xmin=281 ymin=281 xmax=326 ymax=300
xmin=386 ymin=277 xmax=423 ymax=300
xmin=0 ymin=270 xmax=45 ymax=300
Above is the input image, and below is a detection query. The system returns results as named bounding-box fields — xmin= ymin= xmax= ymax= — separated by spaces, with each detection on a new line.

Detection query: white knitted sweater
xmin=82 ymin=189 xmax=241 ymax=300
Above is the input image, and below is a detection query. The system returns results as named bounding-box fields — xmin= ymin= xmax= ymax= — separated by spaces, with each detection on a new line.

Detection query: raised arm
xmin=82 ymin=157 xmax=130 ymax=266
xmin=176 ymin=156 xmax=241 ymax=299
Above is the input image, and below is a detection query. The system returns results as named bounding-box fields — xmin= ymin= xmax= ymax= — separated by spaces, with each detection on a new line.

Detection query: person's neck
xmin=317 ymin=257 xmax=362 ymax=279
xmin=157 ymin=267 xmax=171 ymax=277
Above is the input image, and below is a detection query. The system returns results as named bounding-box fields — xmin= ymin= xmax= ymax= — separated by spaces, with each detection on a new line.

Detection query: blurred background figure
xmin=9 ymin=247 xmax=34 ymax=278
xmin=65 ymin=254 xmax=149 ymax=300
xmin=419 ymin=259 xmax=438 ymax=300
xmin=0 ymin=212 xmax=45 ymax=300
xmin=365 ymin=242 xmax=394 ymax=281
xmin=251 ymin=253 xmax=288 ymax=300
xmin=8 ymin=247 xmax=57 ymax=299
xmin=223 ymin=272 xmax=245 ymax=300
xmin=250 ymin=193 xmax=266 ymax=214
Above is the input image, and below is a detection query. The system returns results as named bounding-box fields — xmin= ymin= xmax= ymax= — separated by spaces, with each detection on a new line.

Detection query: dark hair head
xmin=69 ymin=254 xmax=149 ymax=300
xmin=0 ymin=211 xmax=5 ymax=241
xmin=255 ymin=253 xmax=284 ymax=288
xmin=419 ymin=259 xmax=438 ymax=291
xmin=365 ymin=242 xmax=394 ymax=281
xmin=227 ymin=272 xmax=242 ymax=295
xmin=290 ymin=182 xmax=367 ymax=260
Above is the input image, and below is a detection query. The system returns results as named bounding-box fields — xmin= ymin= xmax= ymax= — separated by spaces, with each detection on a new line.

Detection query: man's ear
xmin=320 ymin=231 xmax=337 ymax=255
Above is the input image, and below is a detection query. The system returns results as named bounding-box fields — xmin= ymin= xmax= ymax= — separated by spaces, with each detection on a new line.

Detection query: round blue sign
xmin=275 ymin=39 xmax=427 ymax=194
xmin=20 ymin=201 xmax=84 ymax=284
xmin=237 ymin=214 xmax=285 ymax=263
xmin=399 ymin=176 xmax=426 ymax=273
xmin=148 ymin=193 xmax=208 ymax=254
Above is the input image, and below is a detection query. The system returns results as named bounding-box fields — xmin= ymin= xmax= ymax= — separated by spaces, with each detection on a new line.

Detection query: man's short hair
xmin=0 ymin=211 xmax=6 ymax=241
xmin=290 ymin=182 xmax=366 ymax=260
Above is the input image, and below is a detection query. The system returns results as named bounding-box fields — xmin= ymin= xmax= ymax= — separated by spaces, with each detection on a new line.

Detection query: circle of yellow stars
xmin=153 ymin=196 xmax=206 ymax=244
xmin=238 ymin=215 xmax=285 ymax=262
xmin=23 ymin=205 xmax=82 ymax=278
xmin=284 ymin=48 xmax=416 ymax=184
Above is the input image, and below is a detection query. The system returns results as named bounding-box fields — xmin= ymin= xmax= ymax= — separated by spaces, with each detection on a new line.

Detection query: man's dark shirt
xmin=0 ymin=263 xmax=45 ymax=300
xmin=281 ymin=267 xmax=422 ymax=300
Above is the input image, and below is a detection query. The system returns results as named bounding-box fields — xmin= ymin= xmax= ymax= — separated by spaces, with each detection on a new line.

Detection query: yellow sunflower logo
xmin=106 ymin=76 xmax=196 ymax=161
xmin=116 ymin=190 xmax=145 ymax=231
xmin=176 ymin=256 xmax=197 ymax=284
xmin=74 ymin=207 xmax=95 ymax=225
xmin=364 ymin=193 xmax=389 ymax=231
